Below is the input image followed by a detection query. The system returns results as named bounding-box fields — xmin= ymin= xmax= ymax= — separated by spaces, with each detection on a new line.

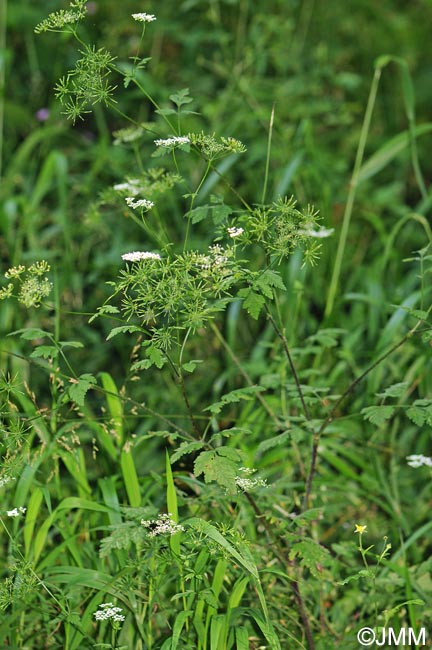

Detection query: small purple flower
xmin=35 ymin=108 xmax=50 ymax=122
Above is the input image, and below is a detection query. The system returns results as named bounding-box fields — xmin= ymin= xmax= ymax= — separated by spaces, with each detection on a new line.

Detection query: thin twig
xmin=266 ymin=308 xmax=311 ymax=422
xmin=210 ymin=321 xmax=283 ymax=428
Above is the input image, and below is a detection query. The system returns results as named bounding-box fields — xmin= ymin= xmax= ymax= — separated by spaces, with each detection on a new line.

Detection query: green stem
xmin=265 ymin=308 xmax=311 ymax=422
xmin=261 ymin=103 xmax=275 ymax=205
xmin=184 ymin=159 xmax=212 ymax=251
xmin=325 ymin=65 xmax=382 ymax=318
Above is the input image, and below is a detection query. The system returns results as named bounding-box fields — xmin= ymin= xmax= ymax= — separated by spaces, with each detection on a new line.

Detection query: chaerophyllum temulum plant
xmin=21 ymin=2 xmax=432 ymax=648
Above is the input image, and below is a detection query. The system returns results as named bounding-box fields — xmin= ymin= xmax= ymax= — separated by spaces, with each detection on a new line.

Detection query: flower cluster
xmin=7 ymin=507 xmax=26 ymax=518
xmin=200 ymin=244 xmax=228 ymax=270
xmin=154 ymin=136 xmax=190 ymax=148
xmin=0 ymin=476 xmax=15 ymax=489
xmin=35 ymin=0 xmax=87 ymax=33
xmin=141 ymin=513 xmax=185 ymax=537
xmin=407 ymin=454 xmax=432 ymax=468
xmin=298 ymin=227 xmax=334 ymax=239
xmin=113 ymin=126 xmax=145 ymax=145
xmin=125 ymin=197 xmax=154 ymax=210
xmin=0 ymin=261 xmax=52 ymax=308
xmin=94 ymin=602 xmax=125 ymax=623
xmin=113 ymin=170 xmax=182 ymax=203
xmin=235 ymin=467 xmax=268 ymax=492
xmin=114 ymin=179 xmax=142 ymax=195
xmin=188 ymin=132 xmax=246 ymax=160
xmin=132 ymin=13 xmax=157 ymax=23
xmin=122 ymin=251 xmax=161 ymax=262
xmin=227 ymin=226 xmax=244 ymax=238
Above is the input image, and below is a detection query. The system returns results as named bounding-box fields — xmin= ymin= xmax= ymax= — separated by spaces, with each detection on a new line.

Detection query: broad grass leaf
xmin=121 ymin=448 xmax=141 ymax=507
xmin=358 ymin=124 xmax=432 ymax=183
xmin=210 ymin=615 xmax=225 ymax=650
xmin=235 ymin=627 xmax=250 ymax=650
xmin=187 ymin=518 xmax=259 ymax=579
xmin=24 ymin=487 xmax=44 ymax=559
xmin=170 ymin=611 xmax=193 ymax=649
xmin=307 ymin=328 xmax=346 ymax=348
xmin=228 ymin=576 xmax=249 ymax=609
xmin=46 ymin=566 xmax=116 ymax=591
xmin=166 ymin=450 xmax=181 ymax=555
xmin=100 ymin=371 xmax=124 ymax=441
xmin=249 ymin=610 xmax=282 ymax=650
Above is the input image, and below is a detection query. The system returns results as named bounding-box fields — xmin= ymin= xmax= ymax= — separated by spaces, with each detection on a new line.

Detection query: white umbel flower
xmin=94 ymin=603 xmax=125 ymax=622
xmin=141 ymin=513 xmax=185 ymax=537
xmin=154 ymin=136 xmax=190 ymax=147
xmin=122 ymin=251 xmax=161 ymax=262
xmin=125 ymin=197 xmax=154 ymax=210
xmin=132 ymin=13 xmax=156 ymax=22
xmin=298 ymin=227 xmax=334 ymax=238
xmin=114 ymin=179 xmax=141 ymax=195
xmin=227 ymin=226 xmax=244 ymax=238
xmin=235 ymin=467 xmax=267 ymax=492
xmin=407 ymin=454 xmax=432 ymax=468
xmin=0 ymin=476 xmax=15 ymax=488
xmin=7 ymin=506 xmax=26 ymax=517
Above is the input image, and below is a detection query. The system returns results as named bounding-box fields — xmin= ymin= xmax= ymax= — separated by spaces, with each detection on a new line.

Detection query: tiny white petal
xmin=407 ymin=454 xmax=432 ymax=468
xmin=227 ymin=226 xmax=244 ymax=238
xmin=154 ymin=136 xmax=190 ymax=148
xmin=122 ymin=251 xmax=161 ymax=262
xmin=298 ymin=227 xmax=334 ymax=238
xmin=125 ymin=197 xmax=154 ymax=210
xmin=132 ymin=13 xmax=156 ymax=23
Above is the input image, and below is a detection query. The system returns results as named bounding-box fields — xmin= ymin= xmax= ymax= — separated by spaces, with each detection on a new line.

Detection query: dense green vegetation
xmin=1 ymin=1 xmax=432 ymax=648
